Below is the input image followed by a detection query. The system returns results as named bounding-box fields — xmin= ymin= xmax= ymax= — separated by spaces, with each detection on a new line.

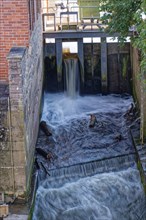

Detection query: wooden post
xmin=56 ymin=39 xmax=62 ymax=91
xmin=101 ymin=37 xmax=108 ymax=94
xmin=78 ymin=38 xmax=84 ymax=93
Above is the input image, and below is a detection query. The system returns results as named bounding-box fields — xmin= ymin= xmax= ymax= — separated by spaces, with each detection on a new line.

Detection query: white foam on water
xmin=41 ymin=93 xmax=133 ymax=128
xmin=34 ymin=93 xmax=146 ymax=220
xmin=33 ymin=168 xmax=145 ymax=220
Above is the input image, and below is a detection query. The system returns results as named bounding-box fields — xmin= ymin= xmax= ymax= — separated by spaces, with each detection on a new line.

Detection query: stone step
xmin=4 ymin=214 xmax=28 ymax=220
xmin=0 ymin=204 xmax=9 ymax=218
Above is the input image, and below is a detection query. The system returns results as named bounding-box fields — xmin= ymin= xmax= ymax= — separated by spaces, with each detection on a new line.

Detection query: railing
xmin=41 ymin=0 xmax=106 ymax=31
xmin=42 ymin=6 xmax=106 ymax=32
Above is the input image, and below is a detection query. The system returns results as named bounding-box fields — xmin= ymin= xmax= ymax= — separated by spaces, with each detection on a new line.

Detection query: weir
xmin=1 ymin=2 xmax=146 ymax=219
xmin=32 ymin=29 xmax=146 ymax=217
xmin=44 ymin=38 xmax=131 ymax=95
xmin=33 ymin=54 xmax=146 ymax=220
xmin=33 ymin=91 xmax=146 ymax=219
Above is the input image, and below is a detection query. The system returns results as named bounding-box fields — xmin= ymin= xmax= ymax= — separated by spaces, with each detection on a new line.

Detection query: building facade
xmin=0 ymin=0 xmax=41 ymax=81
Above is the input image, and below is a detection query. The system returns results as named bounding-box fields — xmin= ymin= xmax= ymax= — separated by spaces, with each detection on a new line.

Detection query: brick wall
xmin=0 ymin=0 xmax=29 ymax=81
xmin=0 ymin=14 xmax=43 ymax=195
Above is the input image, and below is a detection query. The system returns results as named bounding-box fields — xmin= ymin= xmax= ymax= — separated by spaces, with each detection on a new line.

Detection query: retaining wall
xmin=0 ymin=15 xmax=43 ymax=196
xmin=132 ymin=47 xmax=146 ymax=141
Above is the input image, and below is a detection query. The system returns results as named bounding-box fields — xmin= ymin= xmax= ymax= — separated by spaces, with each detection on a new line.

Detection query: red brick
xmin=0 ymin=0 xmax=31 ymax=80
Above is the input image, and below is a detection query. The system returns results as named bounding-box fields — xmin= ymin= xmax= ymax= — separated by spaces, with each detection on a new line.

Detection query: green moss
xmin=134 ymin=138 xmax=141 ymax=145
xmin=28 ymin=202 xmax=35 ymax=220
xmin=137 ymin=160 xmax=146 ymax=194
xmin=143 ymin=127 xmax=146 ymax=141
xmin=25 ymin=155 xmax=36 ymax=214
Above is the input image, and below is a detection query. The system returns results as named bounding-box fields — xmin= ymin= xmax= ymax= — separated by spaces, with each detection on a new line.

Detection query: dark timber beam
xmin=78 ymin=38 xmax=84 ymax=86
xmin=43 ymin=31 xmax=132 ymax=40
xmin=101 ymin=37 xmax=108 ymax=94
xmin=56 ymin=39 xmax=62 ymax=91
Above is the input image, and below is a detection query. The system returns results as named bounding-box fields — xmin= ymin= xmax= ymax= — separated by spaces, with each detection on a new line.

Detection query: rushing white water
xmin=33 ymin=168 xmax=145 ymax=220
xmin=41 ymin=93 xmax=133 ymax=127
xmin=33 ymin=93 xmax=146 ymax=220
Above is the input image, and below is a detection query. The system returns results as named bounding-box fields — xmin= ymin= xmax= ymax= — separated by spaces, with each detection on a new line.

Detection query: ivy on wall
xmin=100 ymin=0 xmax=146 ymax=141
xmin=100 ymin=0 xmax=146 ymax=77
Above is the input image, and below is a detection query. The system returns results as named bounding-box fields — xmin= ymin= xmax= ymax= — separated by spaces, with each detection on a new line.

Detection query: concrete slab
xmin=4 ymin=214 xmax=28 ymax=220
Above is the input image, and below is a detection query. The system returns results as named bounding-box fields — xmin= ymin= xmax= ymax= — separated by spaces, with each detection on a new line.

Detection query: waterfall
xmin=64 ymin=58 xmax=80 ymax=98
xmin=37 ymin=154 xmax=137 ymax=187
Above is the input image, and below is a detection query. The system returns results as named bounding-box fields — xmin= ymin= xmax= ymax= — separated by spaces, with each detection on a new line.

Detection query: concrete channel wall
xmin=0 ymin=15 xmax=43 ymax=197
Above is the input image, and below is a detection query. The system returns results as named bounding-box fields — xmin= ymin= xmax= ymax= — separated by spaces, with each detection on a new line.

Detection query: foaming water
xmin=41 ymin=93 xmax=132 ymax=127
xmin=33 ymin=93 xmax=146 ymax=220
xmin=33 ymin=168 xmax=145 ymax=220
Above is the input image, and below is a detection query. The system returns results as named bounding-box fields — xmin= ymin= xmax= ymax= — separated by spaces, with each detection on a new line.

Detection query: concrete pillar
xmin=6 ymin=47 xmax=27 ymax=194
xmin=56 ymin=39 xmax=62 ymax=91
xmin=78 ymin=38 xmax=84 ymax=91
xmin=101 ymin=37 xmax=108 ymax=94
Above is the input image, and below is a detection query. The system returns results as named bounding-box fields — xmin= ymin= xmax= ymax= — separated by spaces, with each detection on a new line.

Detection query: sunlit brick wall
xmin=0 ymin=0 xmax=29 ymax=81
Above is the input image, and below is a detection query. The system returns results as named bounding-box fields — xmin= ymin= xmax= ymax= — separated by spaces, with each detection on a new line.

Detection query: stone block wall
xmin=21 ymin=15 xmax=44 ymax=187
xmin=0 ymin=15 xmax=43 ymax=195
xmin=132 ymin=47 xmax=146 ymax=141
xmin=7 ymin=49 xmax=27 ymax=194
